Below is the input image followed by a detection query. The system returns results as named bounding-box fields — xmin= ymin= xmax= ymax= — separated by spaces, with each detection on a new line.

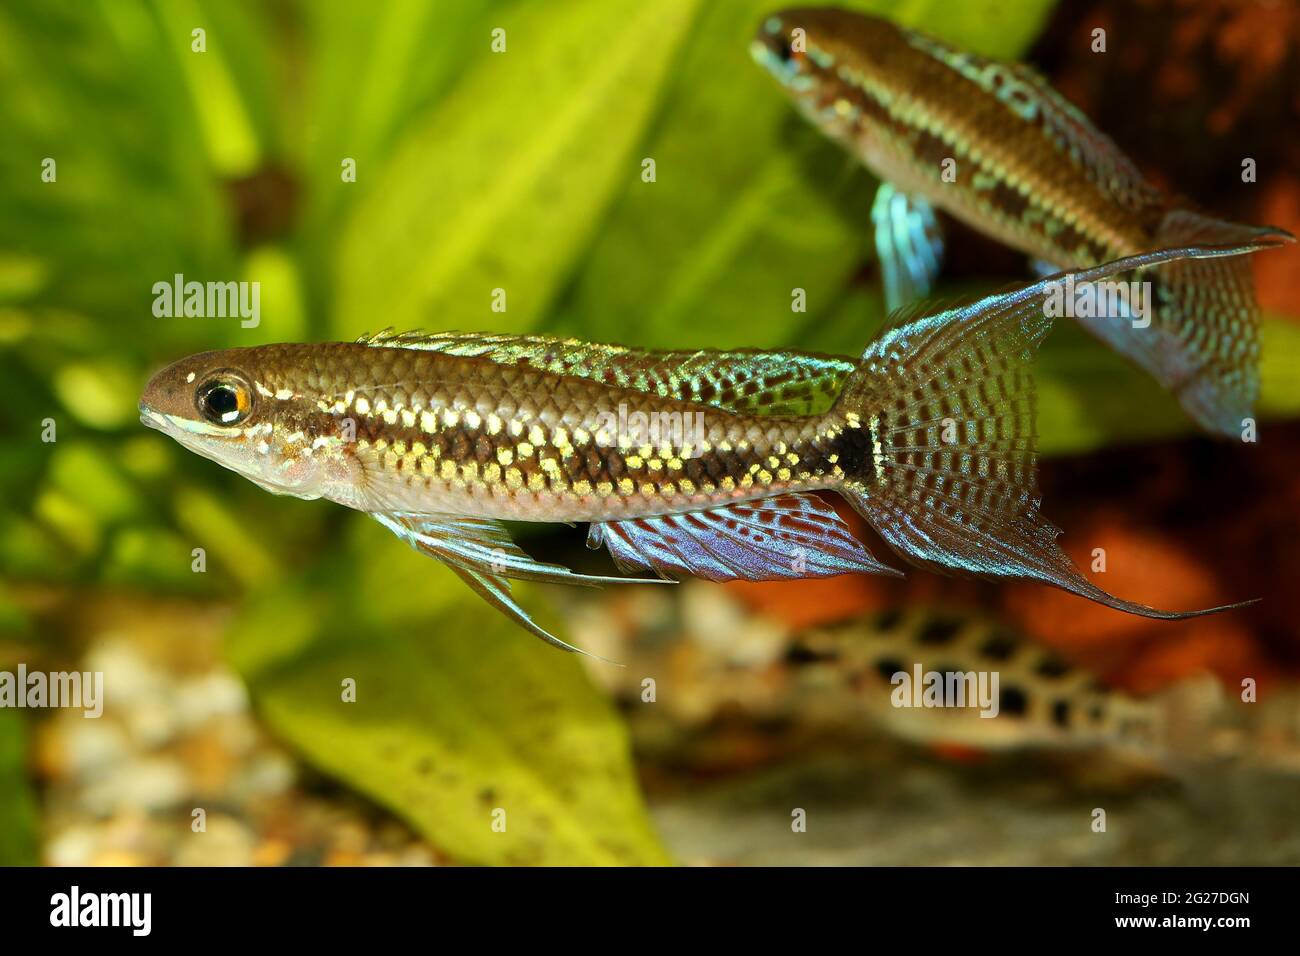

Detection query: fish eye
xmin=195 ymin=373 xmax=254 ymax=426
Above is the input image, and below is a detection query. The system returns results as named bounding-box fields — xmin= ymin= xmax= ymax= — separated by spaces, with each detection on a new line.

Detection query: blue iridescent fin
xmin=835 ymin=245 xmax=1271 ymax=620
xmin=587 ymin=493 xmax=901 ymax=582
xmin=441 ymin=562 xmax=619 ymax=661
xmin=872 ymin=182 xmax=945 ymax=312
xmin=373 ymin=512 xmax=668 ymax=658
xmin=375 ymin=512 xmax=673 ymax=588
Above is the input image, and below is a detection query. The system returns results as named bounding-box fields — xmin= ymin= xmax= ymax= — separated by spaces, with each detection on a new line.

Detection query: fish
xmin=785 ymin=608 xmax=1300 ymax=773
xmin=751 ymin=6 xmax=1295 ymax=436
xmin=593 ymin=586 xmax=1300 ymax=772
xmin=139 ymin=245 xmax=1272 ymax=655
xmin=605 ymin=595 xmax=1199 ymax=760
xmin=788 ymin=607 xmax=1188 ymax=757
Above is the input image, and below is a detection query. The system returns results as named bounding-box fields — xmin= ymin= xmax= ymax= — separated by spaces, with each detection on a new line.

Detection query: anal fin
xmin=587 ymin=493 xmax=902 ymax=582
xmin=1080 ymin=210 xmax=1293 ymax=435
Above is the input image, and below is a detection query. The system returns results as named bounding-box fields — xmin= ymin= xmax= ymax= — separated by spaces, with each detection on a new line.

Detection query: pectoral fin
xmin=442 ymin=562 xmax=620 ymax=661
xmin=586 ymin=493 xmax=902 ymax=582
xmin=872 ymin=182 xmax=945 ymax=312
xmin=373 ymin=511 xmax=668 ymax=660
xmin=374 ymin=511 xmax=670 ymax=588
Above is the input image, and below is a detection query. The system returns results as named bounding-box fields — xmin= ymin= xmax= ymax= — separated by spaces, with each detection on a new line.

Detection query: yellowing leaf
xmin=233 ymin=579 xmax=670 ymax=866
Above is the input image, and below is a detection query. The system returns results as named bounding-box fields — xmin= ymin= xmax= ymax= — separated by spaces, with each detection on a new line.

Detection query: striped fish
xmin=752 ymin=6 xmax=1294 ymax=435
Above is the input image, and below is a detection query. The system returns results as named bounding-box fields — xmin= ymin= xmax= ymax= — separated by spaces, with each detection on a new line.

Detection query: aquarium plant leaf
xmin=333 ymin=0 xmax=701 ymax=338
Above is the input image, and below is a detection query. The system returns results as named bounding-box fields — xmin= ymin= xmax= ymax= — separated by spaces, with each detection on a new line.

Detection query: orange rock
xmin=929 ymin=742 xmax=989 ymax=765
xmin=724 ymin=577 xmax=886 ymax=630
xmin=252 ymin=837 xmax=292 ymax=867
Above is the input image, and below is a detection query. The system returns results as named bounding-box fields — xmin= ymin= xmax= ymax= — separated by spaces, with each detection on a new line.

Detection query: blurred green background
xmin=2 ymin=0 xmax=1297 ymax=866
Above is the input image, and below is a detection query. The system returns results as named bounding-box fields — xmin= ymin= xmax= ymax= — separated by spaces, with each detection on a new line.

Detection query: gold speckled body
xmin=211 ymin=340 xmax=861 ymax=522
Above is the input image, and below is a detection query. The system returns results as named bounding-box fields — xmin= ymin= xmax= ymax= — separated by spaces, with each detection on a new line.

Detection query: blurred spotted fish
xmin=598 ymin=595 xmax=1289 ymax=770
xmin=789 ymin=607 xmax=1182 ymax=756
xmin=752 ymin=7 xmax=1295 ymax=435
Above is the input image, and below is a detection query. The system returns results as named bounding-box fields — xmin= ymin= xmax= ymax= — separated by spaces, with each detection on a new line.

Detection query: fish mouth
xmin=750 ymin=33 xmax=789 ymax=75
xmin=750 ymin=21 xmax=809 ymax=91
xmin=138 ymin=404 xmax=231 ymax=438
xmin=138 ymin=405 xmax=169 ymax=433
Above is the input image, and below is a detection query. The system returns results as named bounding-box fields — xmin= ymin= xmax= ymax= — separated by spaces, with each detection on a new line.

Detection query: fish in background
xmin=593 ymin=591 xmax=1300 ymax=774
xmin=790 ymin=607 xmax=1206 ymax=761
xmin=751 ymin=6 xmax=1295 ymax=436
xmin=783 ymin=608 xmax=1300 ymax=774
xmin=140 ymin=246 xmax=1273 ymax=655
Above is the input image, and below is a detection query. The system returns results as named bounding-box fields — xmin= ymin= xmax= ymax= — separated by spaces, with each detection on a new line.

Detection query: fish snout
xmin=751 ymin=14 xmax=797 ymax=76
xmin=138 ymin=363 xmax=190 ymax=423
xmin=138 ymin=348 xmax=233 ymax=424
xmin=140 ymin=367 xmax=174 ymax=406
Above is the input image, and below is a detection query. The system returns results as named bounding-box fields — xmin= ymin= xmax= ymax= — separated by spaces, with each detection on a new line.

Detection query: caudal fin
xmin=833 ymin=245 xmax=1262 ymax=620
xmin=1080 ymin=210 xmax=1293 ymax=436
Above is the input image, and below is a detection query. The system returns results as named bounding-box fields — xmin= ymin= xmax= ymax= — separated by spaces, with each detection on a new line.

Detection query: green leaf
xmin=304 ymin=0 xmax=490 ymax=170
xmin=0 ymin=0 xmax=235 ymax=326
xmin=0 ymin=709 xmax=39 ymax=865
xmin=333 ymin=0 xmax=701 ymax=338
xmin=557 ymin=0 xmax=1057 ymax=349
xmin=295 ymin=0 xmax=499 ymax=325
xmin=228 ymin=524 xmax=670 ymax=866
xmin=152 ymin=0 xmax=264 ymax=178
xmin=1032 ymin=314 xmax=1300 ymax=454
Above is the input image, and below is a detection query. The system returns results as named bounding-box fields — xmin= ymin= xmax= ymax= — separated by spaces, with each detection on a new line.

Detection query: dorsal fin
xmin=357 ymin=329 xmax=857 ymax=417
xmin=903 ymin=29 xmax=1163 ymax=213
xmin=1003 ymin=62 xmax=1163 ymax=212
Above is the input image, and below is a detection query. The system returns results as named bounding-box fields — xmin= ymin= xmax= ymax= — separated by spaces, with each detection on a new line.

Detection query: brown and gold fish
xmin=140 ymin=247 xmax=1272 ymax=654
xmin=752 ymin=6 xmax=1294 ymax=436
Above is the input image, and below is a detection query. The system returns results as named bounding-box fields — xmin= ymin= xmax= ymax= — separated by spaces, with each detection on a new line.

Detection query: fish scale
xmin=191 ymin=342 xmax=848 ymax=523
xmin=369 ymin=330 xmax=858 ymax=417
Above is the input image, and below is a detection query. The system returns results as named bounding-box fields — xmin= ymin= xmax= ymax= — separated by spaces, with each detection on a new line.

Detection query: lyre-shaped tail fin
xmin=834 ymin=245 xmax=1269 ymax=619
